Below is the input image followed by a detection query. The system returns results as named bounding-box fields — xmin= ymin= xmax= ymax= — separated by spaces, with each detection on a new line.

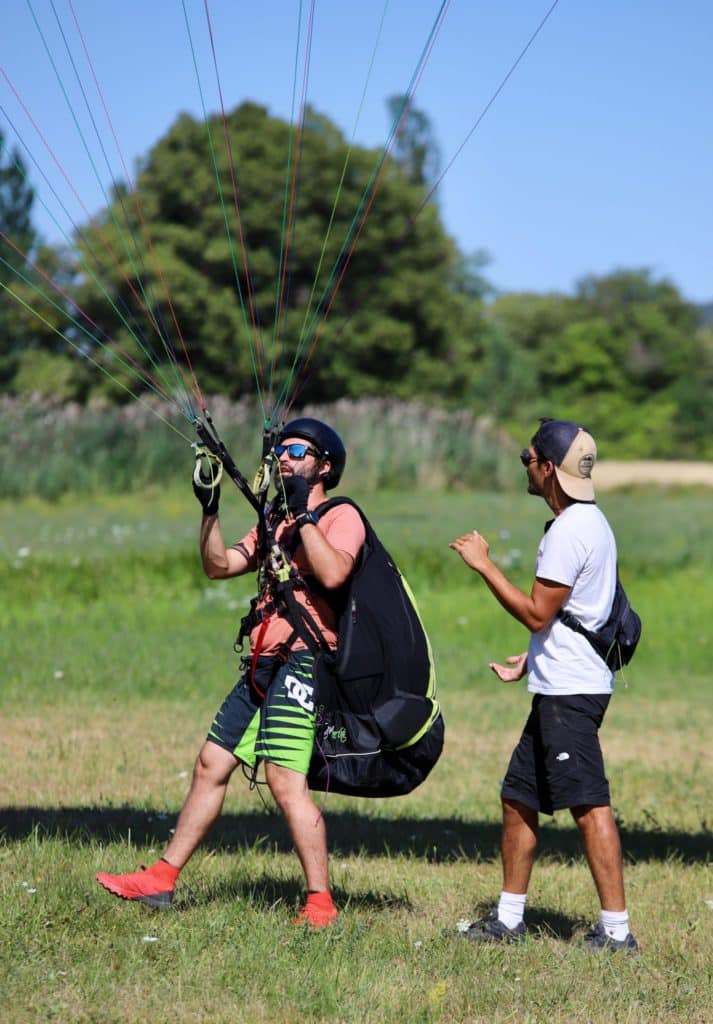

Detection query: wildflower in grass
xmin=428 ymin=980 xmax=447 ymax=1013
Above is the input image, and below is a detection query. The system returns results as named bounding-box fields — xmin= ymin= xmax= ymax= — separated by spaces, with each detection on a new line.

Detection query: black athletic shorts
xmin=500 ymin=693 xmax=611 ymax=815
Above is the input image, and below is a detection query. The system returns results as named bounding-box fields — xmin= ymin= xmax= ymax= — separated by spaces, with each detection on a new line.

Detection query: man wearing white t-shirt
xmin=450 ymin=418 xmax=638 ymax=953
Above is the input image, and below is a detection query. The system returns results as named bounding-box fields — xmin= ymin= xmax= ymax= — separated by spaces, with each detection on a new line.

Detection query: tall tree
xmin=489 ymin=271 xmax=702 ymax=457
xmin=0 ymin=129 xmax=37 ymax=383
xmin=386 ymin=95 xmax=441 ymax=193
xmin=71 ymin=102 xmax=488 ymax=408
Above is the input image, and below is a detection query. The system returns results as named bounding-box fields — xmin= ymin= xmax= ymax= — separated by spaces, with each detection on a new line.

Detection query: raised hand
xmin=282 ymin=475 xmax=310 ymax=518
xmin=449 ymin=529 xmax=491 ymax=572
xmin=193 ymin=461 xmax=221 ymax=516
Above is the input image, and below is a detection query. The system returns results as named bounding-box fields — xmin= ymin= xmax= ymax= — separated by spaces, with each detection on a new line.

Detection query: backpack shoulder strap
xmin=558 ymin=568 xmax=622 ymax=661
xmin=558 ymin=566 xmax=620 ymax=632
xmin=276 ymin=497 xmax=367 ymax=656
xmin=315 ymin=495 xmax=362 ymax=521
xmin=314 ymin=496 xmax=375 ymax=553
xmin=317 ymin=494 xmax=382 ymax=529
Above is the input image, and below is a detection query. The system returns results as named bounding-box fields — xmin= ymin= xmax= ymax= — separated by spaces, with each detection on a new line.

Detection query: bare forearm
xmin=199 ymin=515 xmax=251 ymax=578
xmin=451 ymin=529 xmax=569 ymax=632
xmin=297 ymin=523 xmax=353 ymax=589
xmin=477 ymin=559 xmax=543 ymax=631
xmin=479 ymin=558 xmax=569 ymax=632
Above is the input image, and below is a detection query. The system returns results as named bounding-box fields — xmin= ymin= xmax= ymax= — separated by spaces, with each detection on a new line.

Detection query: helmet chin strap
xmin=304 ymin=466 xmax=324 ymax=487
xmin=295 ymin=456 xmax=329 ymax=487
xmin=314 ymin=459 xmax=332 ymax=486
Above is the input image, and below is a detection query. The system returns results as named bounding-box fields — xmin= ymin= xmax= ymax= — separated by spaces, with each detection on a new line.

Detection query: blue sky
xmin=2 ymin=1 xmax=712 ymax=303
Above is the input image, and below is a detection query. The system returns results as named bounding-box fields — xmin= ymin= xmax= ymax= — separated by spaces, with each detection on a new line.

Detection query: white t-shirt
xmin=527 ymin=503 xmax=617 ymax=696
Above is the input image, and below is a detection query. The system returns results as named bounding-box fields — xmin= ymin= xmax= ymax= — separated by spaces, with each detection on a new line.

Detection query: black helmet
xmin=279 ymin=417 xmax=346 ymax=489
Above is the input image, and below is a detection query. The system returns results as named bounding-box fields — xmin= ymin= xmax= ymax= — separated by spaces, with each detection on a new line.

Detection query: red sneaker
xmin=293 ymin=894 xmax=339 ymax=929
xmin=96 ymin=865 xmax=175 ymax=909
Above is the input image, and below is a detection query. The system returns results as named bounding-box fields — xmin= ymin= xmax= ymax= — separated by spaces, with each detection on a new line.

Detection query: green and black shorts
xmin=207 ymin=651 xmax=318 ymax=775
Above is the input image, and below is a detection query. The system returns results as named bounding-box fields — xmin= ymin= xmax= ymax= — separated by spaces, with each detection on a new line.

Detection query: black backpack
xmin=305 ymin=497 xmax=444 ymax=798
xmin=558 ymin=574 xmax=642 ymax=671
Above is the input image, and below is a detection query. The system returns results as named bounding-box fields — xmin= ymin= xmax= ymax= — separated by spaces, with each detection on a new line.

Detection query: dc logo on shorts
xmin=285 ymin=674 xmax=315 ymax=712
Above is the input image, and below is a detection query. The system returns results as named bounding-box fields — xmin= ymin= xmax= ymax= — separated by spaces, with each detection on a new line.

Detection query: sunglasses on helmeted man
xmin=275 ymin=442 xmax=320 ymax=460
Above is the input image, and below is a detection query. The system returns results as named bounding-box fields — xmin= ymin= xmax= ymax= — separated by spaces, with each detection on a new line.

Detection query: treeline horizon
xmin=1 ymin=104 xmax=712 ymax=462
xmin=0 ymin=395 xmax=521 ymax=502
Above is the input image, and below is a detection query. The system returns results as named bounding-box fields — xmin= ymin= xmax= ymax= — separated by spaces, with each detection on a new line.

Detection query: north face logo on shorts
xmin=285 ymin=674 xmax=315 ymax=712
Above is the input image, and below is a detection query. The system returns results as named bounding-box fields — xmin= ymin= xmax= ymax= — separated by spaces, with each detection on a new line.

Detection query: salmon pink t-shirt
xmin=233 ymin=503 xmax=366 ymax=656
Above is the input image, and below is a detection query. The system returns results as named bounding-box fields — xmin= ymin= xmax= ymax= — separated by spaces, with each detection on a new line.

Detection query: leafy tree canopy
xmin=1 ymin=129 xmax=37 ymax=383
xmin=69 ymin=102 xmax=489 ymax=409
xmin=488 ymin=270 xmax=710 ymax=457
xmin=4 ymin=105 xmax=711 ymax=459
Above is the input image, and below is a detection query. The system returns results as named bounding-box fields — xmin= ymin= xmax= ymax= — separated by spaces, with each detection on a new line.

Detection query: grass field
xmin=1 ymin=486 xmax=712 ymax=1023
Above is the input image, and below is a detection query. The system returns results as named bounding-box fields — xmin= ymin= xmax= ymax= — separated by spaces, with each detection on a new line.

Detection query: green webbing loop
xmin=192 ymin=444 xmax=224 ymax=491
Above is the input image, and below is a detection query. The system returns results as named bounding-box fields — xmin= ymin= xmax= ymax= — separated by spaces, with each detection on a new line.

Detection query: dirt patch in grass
xmin=596 ymin=460 xmax=713 ymax=489
xmin=1 ymin=700 xmax=206 ymax=808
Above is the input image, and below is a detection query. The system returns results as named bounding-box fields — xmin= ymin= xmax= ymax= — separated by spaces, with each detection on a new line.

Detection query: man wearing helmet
xmin=97 ymin=418 xmax=365 ymax=928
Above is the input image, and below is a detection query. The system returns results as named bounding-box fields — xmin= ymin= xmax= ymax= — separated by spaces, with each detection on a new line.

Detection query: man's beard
xmin=527 ymin=475 xmax=542 ymax=497
xmin=286 ymin=463 xmax=323 ymax=486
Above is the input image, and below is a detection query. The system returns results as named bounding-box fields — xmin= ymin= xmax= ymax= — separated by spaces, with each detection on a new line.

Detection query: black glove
xmin=193 ymin=466 xmax=221 ymax=516
xmin=282 ymin=475 xmax=310 ymax=518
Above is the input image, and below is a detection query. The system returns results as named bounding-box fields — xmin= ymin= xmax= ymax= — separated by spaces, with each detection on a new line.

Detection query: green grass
xmin=1 ymin=489 xmax=712 ymax=1023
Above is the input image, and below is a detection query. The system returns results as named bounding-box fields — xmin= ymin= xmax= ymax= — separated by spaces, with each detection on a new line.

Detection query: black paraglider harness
xmin=193 ymin=410 xmax=336 ymax=678
xmin=192 ymin=410 xmax=444 ymax=799
xmin=233 ymin=501 xmax=339 ymax=674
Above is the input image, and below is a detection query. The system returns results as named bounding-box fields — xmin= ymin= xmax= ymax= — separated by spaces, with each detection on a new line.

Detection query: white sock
xmin=601 ymin=909 xmax=630 ymax=941
xmin=497 ymin=890 xmax=527 ymax=930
